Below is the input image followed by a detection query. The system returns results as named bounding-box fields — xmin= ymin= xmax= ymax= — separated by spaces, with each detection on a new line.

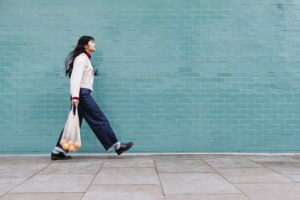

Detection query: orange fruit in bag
xmin=69 ymin=145 xmax=76 ymax=152
xmin=60 ymin=139 xmax=67 ymax=145
xmin=74 ymin=141 xmax=81 ymax=149
xmin=62 ymin=143 xmax=70 ymax=150
xmin=60 ymin=139 xmax=67 ymax=146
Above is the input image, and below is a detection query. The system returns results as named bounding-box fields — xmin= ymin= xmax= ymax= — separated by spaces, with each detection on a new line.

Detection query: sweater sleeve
xmin=70 ymin=55 xmax=86 ymax=98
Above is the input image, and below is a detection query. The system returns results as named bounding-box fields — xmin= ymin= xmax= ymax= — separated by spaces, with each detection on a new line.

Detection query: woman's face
xmin=85 ymin=40 xmax=96 ymax=52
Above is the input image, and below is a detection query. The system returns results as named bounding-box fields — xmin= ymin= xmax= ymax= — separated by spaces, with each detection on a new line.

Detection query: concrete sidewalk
xmin=0 ymin=153 xmax=300 ymax=200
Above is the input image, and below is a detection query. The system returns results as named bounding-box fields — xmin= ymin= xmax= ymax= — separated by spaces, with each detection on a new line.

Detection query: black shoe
xmin=115 ymin=142 xmax=134 ymax=155
xmin=51 ymin=152 xmax=72 ymax=160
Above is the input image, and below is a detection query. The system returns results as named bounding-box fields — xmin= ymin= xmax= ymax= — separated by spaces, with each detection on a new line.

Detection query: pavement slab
xmin=0 ymin=153 xmax=299 ymax=200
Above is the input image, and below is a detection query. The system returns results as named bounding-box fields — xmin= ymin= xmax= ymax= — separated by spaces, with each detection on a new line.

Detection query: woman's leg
xmin=78 ymin=89 xmax=119 ymax=151
xmin=52 ymin=88 xmax=133 ymax=157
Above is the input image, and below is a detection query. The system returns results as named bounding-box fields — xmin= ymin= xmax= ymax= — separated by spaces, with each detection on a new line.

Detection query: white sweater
xmin=70 ymin=53 xmax=94 ymax=98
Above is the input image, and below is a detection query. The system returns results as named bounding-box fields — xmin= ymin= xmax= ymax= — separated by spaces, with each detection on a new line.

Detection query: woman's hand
xmin=72 ymin=99 xmax=79 ymax=106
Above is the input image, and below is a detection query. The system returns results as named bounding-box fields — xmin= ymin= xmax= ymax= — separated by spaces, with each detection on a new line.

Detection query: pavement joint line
xmin=79 ymin=161 xmax=104 ymax=200
xmin=153 ymin=159 xmax=167 ymax=200
xmin=253 ymin=161 xmax=300 ymax=183
xmin=0 ymin=161 xmax=52 ymax=197
xmin=200 ymin=155 xmax=252 ymax=199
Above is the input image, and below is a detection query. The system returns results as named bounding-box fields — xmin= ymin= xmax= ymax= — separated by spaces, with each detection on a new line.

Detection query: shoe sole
xmin=117 ymin=142 xmax=134 ymax=155
xmin=51 ymin=156 xmax=72 ymax=160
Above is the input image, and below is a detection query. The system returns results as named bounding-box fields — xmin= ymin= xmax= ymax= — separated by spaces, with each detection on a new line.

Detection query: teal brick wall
xmin=1 ymin=0 xmax=300 ymax=154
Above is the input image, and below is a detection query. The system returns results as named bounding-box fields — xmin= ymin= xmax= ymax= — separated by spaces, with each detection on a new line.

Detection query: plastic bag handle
xmin=72 ymin=104 xmax=77 ymax=116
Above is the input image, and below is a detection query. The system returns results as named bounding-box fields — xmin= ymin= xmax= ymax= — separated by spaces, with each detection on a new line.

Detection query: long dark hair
xmin=65 ymin=35 xmax=97 ymax=78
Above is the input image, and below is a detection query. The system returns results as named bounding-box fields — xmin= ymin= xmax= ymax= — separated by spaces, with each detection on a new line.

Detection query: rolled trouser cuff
xmin=107 ymin=141 xmax=121 ymax=152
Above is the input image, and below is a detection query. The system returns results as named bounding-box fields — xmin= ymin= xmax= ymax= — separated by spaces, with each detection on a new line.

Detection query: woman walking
xmin=51 ymin=35 xmax=133 ymax=160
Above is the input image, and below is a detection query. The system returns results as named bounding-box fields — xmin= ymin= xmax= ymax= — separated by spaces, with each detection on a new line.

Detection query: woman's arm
xmin=70 ymin=55 xmax=86 ymax=100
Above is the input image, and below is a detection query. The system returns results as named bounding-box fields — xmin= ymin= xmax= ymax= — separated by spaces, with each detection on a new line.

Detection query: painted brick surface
xmin=1 ymin=0 xmax=300 ymax=153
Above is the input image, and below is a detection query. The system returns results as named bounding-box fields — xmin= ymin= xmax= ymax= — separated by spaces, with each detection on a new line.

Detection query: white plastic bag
xmin=60 ymin=105 xmax=81 ymax=152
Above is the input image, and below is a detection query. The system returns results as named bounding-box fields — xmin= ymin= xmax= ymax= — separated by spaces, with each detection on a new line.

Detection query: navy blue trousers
xmin=56 ymin=88 xmax=118 ymax=151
